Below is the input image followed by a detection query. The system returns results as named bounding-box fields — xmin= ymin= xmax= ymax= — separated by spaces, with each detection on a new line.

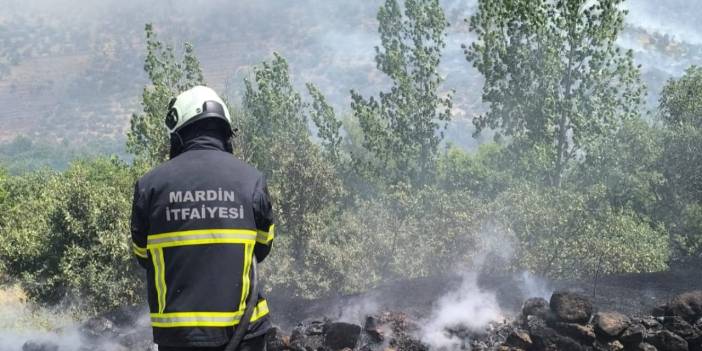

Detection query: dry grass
xmin=0 ymin=284 xmax=74 ymax=332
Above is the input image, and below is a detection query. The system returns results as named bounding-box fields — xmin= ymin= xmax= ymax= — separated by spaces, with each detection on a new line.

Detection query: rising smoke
xmin=418 ymin=225 xmax=552 ymax=350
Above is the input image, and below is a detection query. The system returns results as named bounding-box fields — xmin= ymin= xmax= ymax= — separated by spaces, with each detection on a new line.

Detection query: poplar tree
xmin=466 ymin=0 xmax=645 ymax=187
xmin=127 ymin=24 xmax=205 ymax=167
xmin=351 ymin=0 xmax=452 ymax=185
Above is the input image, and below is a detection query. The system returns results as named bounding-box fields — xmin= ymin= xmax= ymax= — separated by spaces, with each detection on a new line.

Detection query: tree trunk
xmin=554 ymin=30 xmax=576 ymax=188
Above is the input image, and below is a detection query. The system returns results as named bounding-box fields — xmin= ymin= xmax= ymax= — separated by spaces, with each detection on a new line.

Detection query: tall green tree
xmin=240 ymin=53 xmax=310 ymax=171
xmin=307 ymin=83 xmax=343 ymax=164
xmin=466 ymin=0 xmax=645 ymax=187
xmin=240 ymin=54 xmax=345 ymax=295
xmin=127 ymin=24 xmax=205 ymax=166
xmin=351 ymin=0 xmax=452 ymax=185
xmin=659 ymin=66 xmax=702 ymax=129
xmin=657 ymin=66 xmax=702 ymax=258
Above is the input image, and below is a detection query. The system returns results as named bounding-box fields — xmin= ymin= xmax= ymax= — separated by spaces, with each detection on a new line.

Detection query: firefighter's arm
xmin=253 ymin=175 xmax=275 ymax=263
xmin=130 ymin=181 xmax=149 ymax=269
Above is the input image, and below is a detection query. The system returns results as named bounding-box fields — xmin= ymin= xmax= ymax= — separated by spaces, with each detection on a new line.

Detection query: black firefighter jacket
xmin=130 ymin=135 xmax=274 ymax=347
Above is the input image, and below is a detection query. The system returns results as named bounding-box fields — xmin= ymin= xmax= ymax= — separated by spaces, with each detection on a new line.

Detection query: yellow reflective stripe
xmin=151 ymin=248 xmax=167 ymax=314
xmin=251 ymin=299 xmax=269 ymax=321
xmin=151 ymin=314 xmax=242 ymax=328
xmin=239 ymin=243 xmax=253 ymax=311
xmin=150 ymin=228 xmax=257 ymax=240
xmin=256 ymin=224 xmax=275 ymax=245
xmin=132 ymin=242 xmax=148 ymax=258
xmin=150 ymin=300 xmax=269 ymax=328
xmin=147 ymin=229 xmax=256 ymax=249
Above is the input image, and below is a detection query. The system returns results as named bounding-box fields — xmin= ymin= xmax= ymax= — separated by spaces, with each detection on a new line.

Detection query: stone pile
xmin=500 ymin=290 xmax=702 ymax=351
xmin=266 ymin=312 xmax=429 ymax=351
xmin=20 ymin=290 xmax=702 ymax=351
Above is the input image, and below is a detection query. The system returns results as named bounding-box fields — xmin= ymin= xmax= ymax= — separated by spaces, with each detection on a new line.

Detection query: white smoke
xmin=419 ymin=225 xmax=553 ymax=350
xmin=0 ymin=285 xmax=153 ymax=351
xmin=420 ymin=273 xmax=503 ymax=350
xmin=519 ymin=271 xmax=552 ymax=301
xmin=338 ymin=295 xmax=381 ymax=325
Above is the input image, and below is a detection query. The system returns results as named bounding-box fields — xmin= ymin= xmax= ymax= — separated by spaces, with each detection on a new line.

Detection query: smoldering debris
xmin=8 ymin=289 xmax=702 ymax=351
xmin=419 ymin=273 xmax=504 ymax=350
xmin=0 ymin=313 xmax=155 ymax=351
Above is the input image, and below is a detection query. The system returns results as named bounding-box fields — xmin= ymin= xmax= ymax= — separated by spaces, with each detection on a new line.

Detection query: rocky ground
xmin=14 ymin=269 xmax=702 ymax=351
xmin=18 ymin=289 xmax=702 ymax=351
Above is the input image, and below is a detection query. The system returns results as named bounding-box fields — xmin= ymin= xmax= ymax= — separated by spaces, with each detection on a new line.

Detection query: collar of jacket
xmin=181 ymin=134 xmax=227 ymax=153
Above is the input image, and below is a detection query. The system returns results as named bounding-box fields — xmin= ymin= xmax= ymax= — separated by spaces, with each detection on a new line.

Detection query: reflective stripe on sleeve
xmin=132 ymin=242 xmax=148 ymax=258
xmin=150 ymin=299 xmax=269 ymax=328
xmin=151 ymin=248 xmax=167 ymax=314
xmin=239 ymin=243 xmax=253 ymax=311
xmin=256 ymin=224 xmax=275 ymax=245
xmin=147 ymin=229 xmax=257 ymax=249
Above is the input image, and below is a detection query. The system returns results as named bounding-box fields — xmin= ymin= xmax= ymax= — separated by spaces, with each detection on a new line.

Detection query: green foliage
xmin=494 ymin=184 xmax=669 ymax=278
xmin=239 ymin=53 xmax=347 ymax=296
xmin=307 ymin=83 xmax=343 ymax=163
xmin=659 ymin=66 xmax=702 ymax=128
xmin=654 ymin=68 xmax=702 ymax=259
xmin=466 ymin=0 xmax=645 ymax=186
xmin=0 ymin=158 xmax=141 ymax=315
xmin=351 ymin=0 xmax=452 ymax=185
xmin=127 ymin=23 xmax=205 ymax=167
xmin=436 ymin=143 xmax=514 ymax=198
xmin=574 ymin=118 xmax=664 ymax=215
xmin=240 ymin=53 xmax=310 ymax=169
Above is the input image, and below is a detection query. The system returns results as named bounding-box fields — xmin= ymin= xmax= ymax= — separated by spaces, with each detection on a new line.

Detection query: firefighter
xmin=130 ymin=86 xmax=275 ymax=351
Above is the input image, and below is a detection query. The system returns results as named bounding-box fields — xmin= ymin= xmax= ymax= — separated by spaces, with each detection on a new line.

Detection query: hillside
xmin=1 ymin=0 xmax=701 ymax=164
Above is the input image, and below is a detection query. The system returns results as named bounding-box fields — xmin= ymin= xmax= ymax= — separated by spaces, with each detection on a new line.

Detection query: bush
xmin=493 ymin=184 xmax=669 ymax=279
xmin=0 ymin=158 xmax=142 ymax=315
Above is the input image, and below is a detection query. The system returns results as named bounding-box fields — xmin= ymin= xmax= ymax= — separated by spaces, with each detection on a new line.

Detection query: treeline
xmin=0 ymin=0 xmax=700 ymax=315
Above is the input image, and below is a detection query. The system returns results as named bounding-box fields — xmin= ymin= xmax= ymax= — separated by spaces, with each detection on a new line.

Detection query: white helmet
xmin=165 ymin=86 xmax=232 ymax=133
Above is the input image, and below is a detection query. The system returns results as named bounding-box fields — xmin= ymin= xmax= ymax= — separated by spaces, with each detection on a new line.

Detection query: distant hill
xmin=0 ymin=0 xmax=700 ymax=168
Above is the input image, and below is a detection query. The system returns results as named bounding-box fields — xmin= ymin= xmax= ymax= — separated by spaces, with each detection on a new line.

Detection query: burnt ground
xmin=11 ymin=266 xmax=702 ymax=351
xmin=267 ymin=266 xmax=702 ymax=329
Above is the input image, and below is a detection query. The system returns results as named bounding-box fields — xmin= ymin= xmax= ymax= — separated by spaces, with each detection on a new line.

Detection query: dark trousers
xmin=158 ymin=335 xmax=266 ymax=351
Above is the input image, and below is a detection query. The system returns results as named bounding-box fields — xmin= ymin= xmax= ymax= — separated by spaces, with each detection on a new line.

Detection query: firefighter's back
xmin=136 ymin=145 xmax=271 ymax=348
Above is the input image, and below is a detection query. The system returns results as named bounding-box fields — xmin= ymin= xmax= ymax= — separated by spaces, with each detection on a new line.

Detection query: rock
xmin=668 ymin=292 xmax=702 ymax=324
xmin=504 ymin=329 xmax=532 ymax=349
xmin=637 ymin=343 xmax=658 ymax=351
xmin=652 ymin=304 xmax=668 ymax=318
xmin=523 ymin=298 xmax=550 ymax=319
xmin=552 ymin=322 xmax=596 ymax=345
xmin=290 ymin=327 xmax=304 ymax=343
xmin=594 ymin=311 xmax=631 ymax=338
xmin=291 ymin=321 xmax=325 ymax=351
xmin=115 ymin=330 xmax=154 ymax=350
xmin=593 ymin=339 xmax=624 ymax=351
xmin=307 ymin=319 xmax=327 ymax=335
xmin=529 ymin=323 xmax=588 ymax=351
xmin=621 ymin=323 xmax=647 ymax=346
xmin=550 ymin=291 xmax=593 ymax=324
xmin=325 ymin=322 xmax=362 ymax=350
xmin=642 ymin=317 xmax=665 ymax=332
xmin=79 ymin=316 xmax=119 ymax=341
xmin=265 ymin=327 xmax=288 ymax=351
xmin=364 ymin=315 xmax=384 ymax=343
xmin=389 ymin=336 xmax=428 ymax=351
xmin=662 ymin=316 xmax=702 ymax=343
xmin=649 ymin=330 xmax=689 ymax=351
xmin=526 ymin=314 xmax=548 ymax=334
xmin=610 ymin=340 xmax=625 ymax=351
xmin=22 ymin=341 xmax=59 ymax=351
